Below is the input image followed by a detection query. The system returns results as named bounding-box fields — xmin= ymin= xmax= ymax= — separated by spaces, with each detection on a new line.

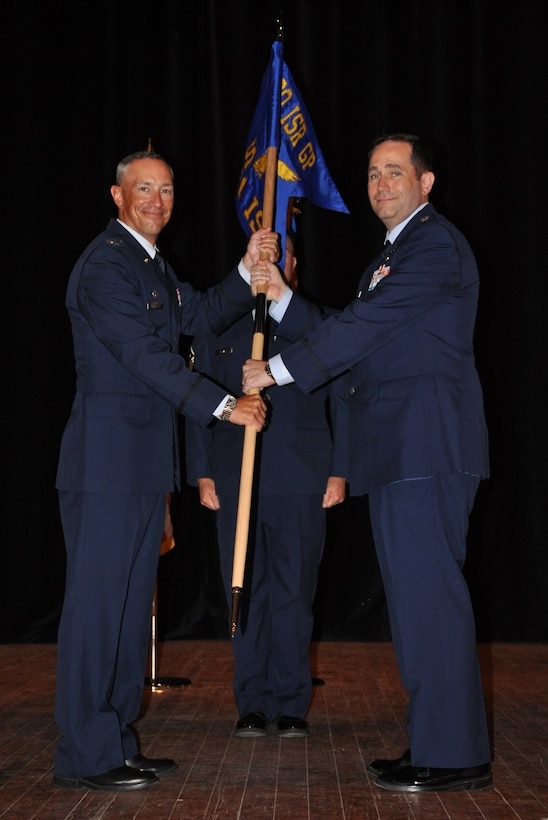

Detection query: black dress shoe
xmin=276 ymin=715 xmax=309 ymax=737
xmin=366 ymin=748 xmax=411 ymax=777
xmin=53 ymin=765 xmax=158 ymax=791
xmin=376 ymin=763 xmax=492 ymax=792
xmin=235 ymin=712 xmax=267 ymax=737
xmin=125 ymin=753 xmax=178 ymax=777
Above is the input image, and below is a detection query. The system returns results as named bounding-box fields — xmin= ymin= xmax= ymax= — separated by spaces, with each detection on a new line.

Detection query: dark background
xmin=3 ymin=0 xmax=547 ymax=644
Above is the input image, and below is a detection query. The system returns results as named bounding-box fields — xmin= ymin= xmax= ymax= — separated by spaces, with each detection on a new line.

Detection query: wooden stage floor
xmin=0 ymin=641 xmax=547 ymax=819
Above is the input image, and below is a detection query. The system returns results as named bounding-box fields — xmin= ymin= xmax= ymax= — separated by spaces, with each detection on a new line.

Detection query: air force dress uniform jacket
xmin=56 ymin=218 xmax=256 ymax=494
xmin=274 ymin=204 xmax=489 ymax=495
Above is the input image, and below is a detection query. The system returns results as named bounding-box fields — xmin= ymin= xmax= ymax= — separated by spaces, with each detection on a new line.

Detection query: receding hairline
xmin=367 ymin=133 xmax=434 ymax=178
xmin=115 ymin=151 xmax=174 ymax=185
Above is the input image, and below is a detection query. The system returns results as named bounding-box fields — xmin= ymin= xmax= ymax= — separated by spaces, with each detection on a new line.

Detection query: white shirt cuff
xmin=213 ymin=395 xmax=232 ymax=418
xmin=268 ymin=287 xmax=292 ymax=321
xmin=269 ymin=353 xmax=294 ymax=385
xmin=238 ymin=259 xmax=249 ymax=282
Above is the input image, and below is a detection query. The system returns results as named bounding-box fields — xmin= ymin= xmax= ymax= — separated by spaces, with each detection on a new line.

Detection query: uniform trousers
xmin=368 ymin=472 xmax=491 ymax=768
xmin=216 ymin=492 xmax=325 ymax=721
xmin=54 ymin=490 xmax=165 ymax=777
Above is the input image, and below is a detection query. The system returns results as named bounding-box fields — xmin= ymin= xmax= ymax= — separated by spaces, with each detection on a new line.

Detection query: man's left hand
xmin=242 ymin=359 xmax=273 ymax=394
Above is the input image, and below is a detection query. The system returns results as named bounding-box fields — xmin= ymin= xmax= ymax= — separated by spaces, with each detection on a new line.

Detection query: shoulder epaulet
xmin=105 ymin=237 xmax=127 ymax=247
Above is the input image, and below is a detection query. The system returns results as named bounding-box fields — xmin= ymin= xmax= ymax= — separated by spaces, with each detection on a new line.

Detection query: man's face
xmin=284 ymin=238 xmax=298 ymax=288
xmin=367 ymin=140 xmax=434 ymax=231
xmin=110 ymin=158 xmax=174 ymax=244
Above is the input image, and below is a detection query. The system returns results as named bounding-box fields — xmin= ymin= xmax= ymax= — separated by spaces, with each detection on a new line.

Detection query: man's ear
xmin=287 ymin=255 xmax=298 ymax=288
xmin=421 ymin=171 xmax=435 ymax=195
xmin=110 ymin=184 xmax=123 ymax=206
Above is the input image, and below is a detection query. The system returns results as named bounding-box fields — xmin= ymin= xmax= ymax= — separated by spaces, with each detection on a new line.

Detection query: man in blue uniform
xmin=186 ymin=231 xmax=349 ymax=738
xmin=242 ymin=134 xmax=492 ymax=792
xmin=54 ymin=150 xmax=283 ymax=791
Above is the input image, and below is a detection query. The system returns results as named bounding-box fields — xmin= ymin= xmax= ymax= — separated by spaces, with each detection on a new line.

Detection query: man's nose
xmin=149 ymin=188 xmax=165 ymax=204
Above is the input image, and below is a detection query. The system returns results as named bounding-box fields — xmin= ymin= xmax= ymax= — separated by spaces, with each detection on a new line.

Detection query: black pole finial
xmin=275 ymin=8 xmax=284 ymax=41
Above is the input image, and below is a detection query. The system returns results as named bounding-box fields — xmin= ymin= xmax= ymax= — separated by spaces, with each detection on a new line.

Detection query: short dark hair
xmin=368 ymin=133 xmax=434 ymax=179
xmin=115 ymin=151 xmax=174 ymax=184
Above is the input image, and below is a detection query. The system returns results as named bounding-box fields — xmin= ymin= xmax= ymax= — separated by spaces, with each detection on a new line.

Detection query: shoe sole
xmin=376 ymin=773 xmax=493 ymax=792
xmin=235 ymin=728 xmax=267 ymax=738
xmin=272 ymin=723 xmax=308 ymax=737
xmin=277 ymin=729 xmax=309 ymax=738
xmin=53 ymin=775 xmax=157 ymax=791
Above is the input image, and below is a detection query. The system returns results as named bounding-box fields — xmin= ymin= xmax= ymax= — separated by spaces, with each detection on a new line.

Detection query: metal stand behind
xmin=145 ymin=582 xmax=191 ymax=691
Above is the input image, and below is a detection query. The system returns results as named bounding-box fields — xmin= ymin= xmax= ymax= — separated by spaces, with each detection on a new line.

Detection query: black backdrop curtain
xmin=3 ymin=0 xmax=547 ymax=643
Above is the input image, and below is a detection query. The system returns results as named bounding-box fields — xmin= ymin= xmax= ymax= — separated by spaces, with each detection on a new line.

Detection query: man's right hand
xmin=197 ymin=477 xmax=220 ymax=511
xmin=242 ymin=227 xmax=280 ymax=272
xmin=250 ymin=260 xmax=289 ymax=302
xmin=229 ymin=394 xmax=267 ymax=429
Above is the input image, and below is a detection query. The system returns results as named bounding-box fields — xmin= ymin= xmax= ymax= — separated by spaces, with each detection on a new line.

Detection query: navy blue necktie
xmin=155 ymin=251 xmax=167 ymax=275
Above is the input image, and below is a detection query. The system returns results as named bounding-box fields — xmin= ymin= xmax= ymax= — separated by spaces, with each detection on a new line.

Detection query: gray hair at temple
xmin=115 ymin=151 xmax=174 ymax=185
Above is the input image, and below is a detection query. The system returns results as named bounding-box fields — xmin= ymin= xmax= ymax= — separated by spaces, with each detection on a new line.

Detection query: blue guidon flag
xmin=236 ymin=40 xmax=349 ymax=255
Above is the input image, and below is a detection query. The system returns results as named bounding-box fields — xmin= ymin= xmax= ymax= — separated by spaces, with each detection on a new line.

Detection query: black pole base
xmin=145 ymin=676 xmax=191 ymax=690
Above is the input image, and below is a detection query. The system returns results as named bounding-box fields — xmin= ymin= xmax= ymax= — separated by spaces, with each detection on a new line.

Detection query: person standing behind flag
xmin=242 ymin=134 xmax=492 ymax=791
xmin=53 ymin=149 xmax=283 ymax=792
xmin=235 ymin=39 xmax=349 ymax=265
xmin=185 ymin=230 xmax=349 ymax=738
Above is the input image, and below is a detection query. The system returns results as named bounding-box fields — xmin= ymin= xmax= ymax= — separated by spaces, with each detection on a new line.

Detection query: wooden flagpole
xmin=230 ymin=152 xmax=278 ymax=638
xmin=230 ymin=14 xmax=284 ymax=637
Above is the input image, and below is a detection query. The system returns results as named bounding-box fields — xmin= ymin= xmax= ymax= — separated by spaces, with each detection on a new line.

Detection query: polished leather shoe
xmin=367 ymin=748 xmax=411 ymax=777
xmin=376 ymin=763 xmax=492 ymax=792
xmin=276 ymin=715 xmax=309 ymax=737
xmin=235 ymin=712 xmax=267 ymax=737
xmin=53 ymin=765 xmax=158 ymax=791
xmin=125 ymin=753 xmax=178 ymax=777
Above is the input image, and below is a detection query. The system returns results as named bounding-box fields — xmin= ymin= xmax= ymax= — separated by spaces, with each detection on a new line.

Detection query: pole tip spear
xmin=274 ymin=8 xmax=284 ymax=41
